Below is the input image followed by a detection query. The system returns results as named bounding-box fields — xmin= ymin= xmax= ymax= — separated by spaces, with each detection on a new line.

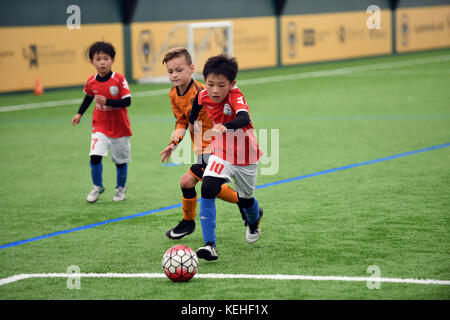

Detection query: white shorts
xmin=89 ymin=131 xmax=131 ymax=164
xmin=203 ymin=154 xmax=258 ymax=199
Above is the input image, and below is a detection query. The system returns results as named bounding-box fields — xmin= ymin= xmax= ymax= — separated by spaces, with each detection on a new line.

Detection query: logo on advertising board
xmin=23 ymin=44 xmax=38 ymax=68
xmin=138 ymin=30 xmax=155 ymax=72
xmin=23 ymin=44 xmax=76 ymax=68
xmin=287 ymin=22 xmax=297 ymax=57
xmin=337 ymin=26 xmax=346 ymax=43
xmin=401 ymin=14 xmax=409 ymax=47
xmin=303 ymin=29 xmax=315 ymax=46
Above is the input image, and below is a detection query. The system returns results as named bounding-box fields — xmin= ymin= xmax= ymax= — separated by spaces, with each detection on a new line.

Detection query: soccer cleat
xmin=245 ymin=207 xmax=263 ymax=244
xmin=86 ymin=185 xmax=105 ymax=203
xmin=196 ymin=242 xmax=218 ymax=261
xmin=165 ymin=219 xmax=195 ymax=240
xmin=113 ymin=186 xmax=127 ymax=202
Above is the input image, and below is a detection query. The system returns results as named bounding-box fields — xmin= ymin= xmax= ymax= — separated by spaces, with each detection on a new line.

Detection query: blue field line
xmin=256 ymin=142 xmax=450 ymax=189
xmin=1 ymin=142 xmax=449 ymax=250
xmin=0 ymin=203 xmax=181 ymax=250
xmin=161 ymin=163 xmax=183 ymax=167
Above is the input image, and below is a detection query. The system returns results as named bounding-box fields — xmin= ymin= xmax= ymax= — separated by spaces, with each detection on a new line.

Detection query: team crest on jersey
xmin=223 ymin=104 xmax=232 ymax=116
xmin=109 ymin=86 xmax=119 ymax=96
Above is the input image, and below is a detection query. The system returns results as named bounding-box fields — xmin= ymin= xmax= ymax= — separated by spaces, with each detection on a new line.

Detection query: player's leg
xmin=110 ymin=136 xmax=131 ymax=201
xmin=201 ymin=151 xmax=240 ymax=205
xmin=166 ymin=153 xmax=209 ymax=239
xmin=196 ymin=155 xmax=232 ymax=260
xmin=87 ymin=132 xmax=108 ymax=203
xmin=233 ymin=163 xmax=263 ymax=244
xmin=196 ymin=176 xmax=226 ymax=261
xmin=165 ymin=171 xmax=199 ymax=240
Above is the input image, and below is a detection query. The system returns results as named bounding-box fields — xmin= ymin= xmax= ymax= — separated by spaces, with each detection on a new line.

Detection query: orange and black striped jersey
xmin=169 ymin=79 xmax=213 ymax=155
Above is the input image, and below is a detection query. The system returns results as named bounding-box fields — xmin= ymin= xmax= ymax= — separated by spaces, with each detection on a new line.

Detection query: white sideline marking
xmin=1 ymin=273 xmax=449 ymax=286
xmin=237 ymin=55 xmax=450 ymax=85
xmin=1 ymin=55 xmax=450 ymax=113
xmin=0 ymin=89 xmax=170 ymax=113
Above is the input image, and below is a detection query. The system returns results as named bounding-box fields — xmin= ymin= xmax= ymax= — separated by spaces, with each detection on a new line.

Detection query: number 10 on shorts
xmin=209 ymin=161 xmax=224 ymax=175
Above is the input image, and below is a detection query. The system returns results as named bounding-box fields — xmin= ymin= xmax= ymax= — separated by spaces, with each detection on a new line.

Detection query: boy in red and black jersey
xmin=189 ymin=54 xmax=263 ymax=261
xmin=160 ymin=48 xmax=242 ymax=240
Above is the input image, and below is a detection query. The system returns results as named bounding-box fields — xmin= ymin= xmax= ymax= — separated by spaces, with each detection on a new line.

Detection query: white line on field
xmin=1 ymin=273 xmax=449 ymax=287
xmin=335 ymin=69 xmax=450 ymax=77
xmin=1 ymin=54 xmax=450 ymax=113
xmin=237 ymin=55 xmax=450 ymax=85
xmin=0 ymin=89 xmax=170 ymax=113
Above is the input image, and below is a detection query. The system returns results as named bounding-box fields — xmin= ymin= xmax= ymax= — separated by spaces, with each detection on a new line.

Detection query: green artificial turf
xmin=0 ymin=50 xmax=449 ymax=300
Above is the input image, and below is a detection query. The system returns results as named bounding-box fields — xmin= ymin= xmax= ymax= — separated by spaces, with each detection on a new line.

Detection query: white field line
xmin=1 ymin=273 xmax=449 ymax=287
xmin=236 ymin=54 xmax=450 ymax=85
xmin=1 ymin=55 xmax=450 ymax=113
xmin=0 ymin=88 xmax=170 ymax=113
xmin=335 ymin=69 xmax=450 ymax=77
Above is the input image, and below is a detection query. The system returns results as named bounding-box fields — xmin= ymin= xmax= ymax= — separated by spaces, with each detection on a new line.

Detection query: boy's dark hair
xmin=202 ymin=54 xmax=238 ymax=83
xmin=162 ymin=47 xmax=192 ymax=65
xmin=88 ymin=41 xmax=116 ymax=60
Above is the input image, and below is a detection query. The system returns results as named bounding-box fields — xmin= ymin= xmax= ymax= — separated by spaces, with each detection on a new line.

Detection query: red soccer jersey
xmin=83 ymin=72 xmax=132 ymax=138
xmin=198 ymin=87 xmax=262 ymax=165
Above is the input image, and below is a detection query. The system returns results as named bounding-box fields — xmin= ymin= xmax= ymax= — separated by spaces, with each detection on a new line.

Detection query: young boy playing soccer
xmin=160 ymin=47 xmax=244 ymax=240
xmin=72 ymin=41 xmax=132 ymax=203
xmin=189 ymin=54 xmax=263 ymax=261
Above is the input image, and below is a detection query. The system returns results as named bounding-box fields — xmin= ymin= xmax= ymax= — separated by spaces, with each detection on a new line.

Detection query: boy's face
xmin=90 ymin=51 xmax=114 ymax=76
xmin=165 ymin=55 xmax=194 ymax=88
xmin=205 ymin=73 xmax=236 ymax=103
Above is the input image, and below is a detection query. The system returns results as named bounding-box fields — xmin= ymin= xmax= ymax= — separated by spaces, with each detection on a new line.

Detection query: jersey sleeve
xmin=169 ymin=89 xmax=189 ymax=130
xmin=230 ymin=90 xmax=249 ymax=114
xmin=83 ymin=78 xmax=94 ymax=97
xmin=119 ymin=75 xmax=131 ymax=99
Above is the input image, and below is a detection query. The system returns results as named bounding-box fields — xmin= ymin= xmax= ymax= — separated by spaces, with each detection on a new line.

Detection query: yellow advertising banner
xmin=396 ymin=5 xmax=450 ymax=53
xmin=0 ymin=24 xmax=124 ymax=93
xmin=131 ymin=16 xmax=277 ymax=81
xmin=281 ymin=10 xmax=392 ymax=65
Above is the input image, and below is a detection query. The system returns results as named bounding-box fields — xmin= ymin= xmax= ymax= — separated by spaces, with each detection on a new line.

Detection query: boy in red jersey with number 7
xmin=189 ymin=54 xmax=263 ymax=261
xmin=71 ymin=42 xmax=132 ymax=203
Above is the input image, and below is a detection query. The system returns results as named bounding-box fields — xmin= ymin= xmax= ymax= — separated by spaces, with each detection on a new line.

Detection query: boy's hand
xmin=94 ymin=95 xmax=107 ymax=105
xmin=160 ymin=143 xmax=176 ymax=162
xmin=204 ymin=124 xmax=226 ymax=140
xmin=212 ymin=124 xmax=227 ymax=134
xmin=72 ymin=114 xmax=82 ymax=125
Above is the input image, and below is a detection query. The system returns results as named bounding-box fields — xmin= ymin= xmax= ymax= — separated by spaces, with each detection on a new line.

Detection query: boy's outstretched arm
xmin=223 ymin=111 xmax=250 ymax=129
xmin=72 ymin=95 xmax=94 ymax=125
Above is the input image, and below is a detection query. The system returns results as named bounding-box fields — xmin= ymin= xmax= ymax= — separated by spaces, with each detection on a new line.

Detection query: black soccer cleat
xmin=196 ymin=242 xmax=218 ymax=261
xmin=165 ymin=219 xmax=195 ymax=240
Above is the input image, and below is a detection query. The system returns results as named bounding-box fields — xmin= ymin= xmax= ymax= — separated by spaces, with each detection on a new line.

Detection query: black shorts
xmin=188 ymin=154 xmax=211 ymax=181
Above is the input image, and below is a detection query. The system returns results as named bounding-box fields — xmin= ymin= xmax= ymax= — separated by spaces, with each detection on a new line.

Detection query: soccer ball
xmin=162 ymin=245 xmax=198 ymax=282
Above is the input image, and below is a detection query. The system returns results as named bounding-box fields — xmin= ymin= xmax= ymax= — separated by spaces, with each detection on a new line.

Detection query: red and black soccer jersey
xmin=197 ymin=86 xmax=262 ymax=165
xmin=83 ymin=72 xmax=132 ymax=138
